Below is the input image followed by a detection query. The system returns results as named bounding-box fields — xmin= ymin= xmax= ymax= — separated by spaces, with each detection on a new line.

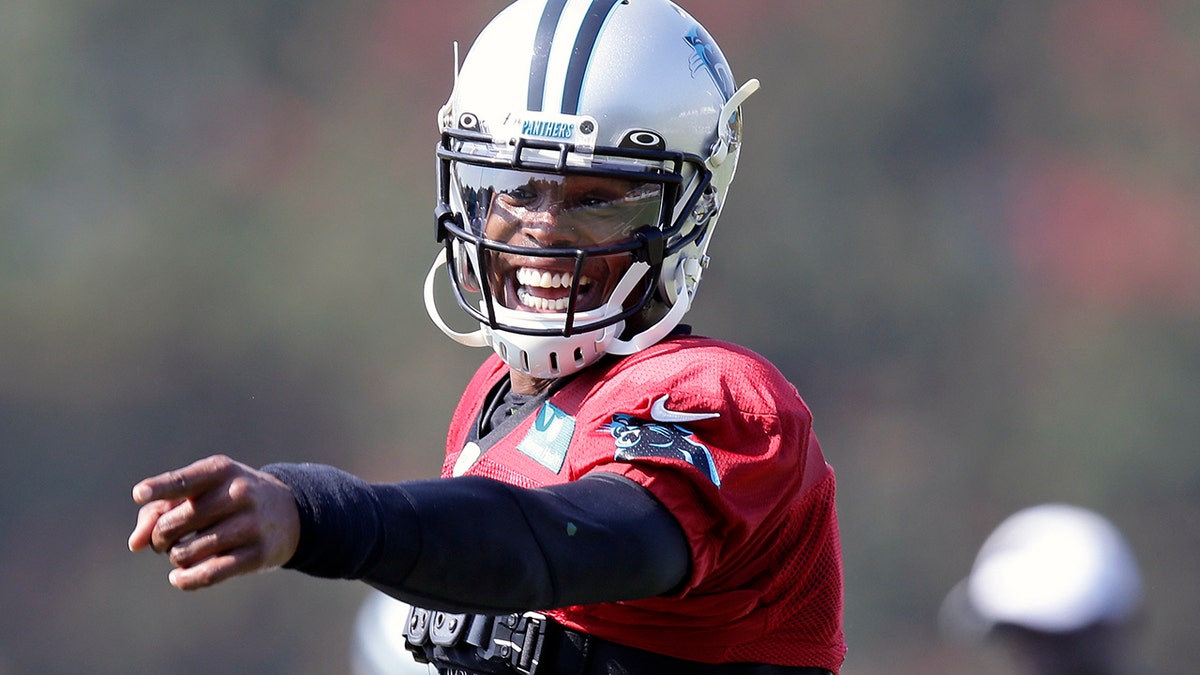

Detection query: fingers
xmin=167 ymin=547 xmax=260 ymax=591
xmin=128 ymin=499 xmax=179 ymax=552
xmin=167 ymin=510 xmax=258 ymax=569
xmin=146 ymin=486 xmax=241 ymax=554
xmin=132 ymin=454 xmax=237 ymax=504
xmin=128 ymin=455 xmax=246 ymax=553
xmin=166 ymin=510 xmax=291 ymax=591
xmin=129 ymin=456 xmax=302 ymax=591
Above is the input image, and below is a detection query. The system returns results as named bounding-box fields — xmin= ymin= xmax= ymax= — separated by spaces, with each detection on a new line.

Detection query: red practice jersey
xmin=442 ymin=334 xmax=846 ymax=672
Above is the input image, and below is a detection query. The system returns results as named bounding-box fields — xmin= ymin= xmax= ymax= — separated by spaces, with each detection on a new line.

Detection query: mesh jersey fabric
xmin=442 ymin=334 xmax=846 ymax=671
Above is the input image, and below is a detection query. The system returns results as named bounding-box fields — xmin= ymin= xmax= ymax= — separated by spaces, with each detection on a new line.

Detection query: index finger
xmin=132 ymin=455 xmax=235 ymax=504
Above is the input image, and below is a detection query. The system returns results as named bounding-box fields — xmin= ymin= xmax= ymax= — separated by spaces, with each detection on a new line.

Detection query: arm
xmin=265 ymin=464 xmax=690 ymax=613
xmin=128 ymin=456 xmax=690 ymax=612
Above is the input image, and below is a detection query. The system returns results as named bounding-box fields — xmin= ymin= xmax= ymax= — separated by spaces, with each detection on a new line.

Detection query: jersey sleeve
xmin=545 ymin=338 xmax=841 ymax=664
xmin=573 ymin=340 xmax=825 ymax=590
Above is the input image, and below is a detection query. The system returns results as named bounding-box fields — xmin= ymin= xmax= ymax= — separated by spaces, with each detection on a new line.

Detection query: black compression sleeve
xmin=263 ymin=464 xmax=690 ymax=614
xmin=262 ymin=463 xmax=419 ymax=580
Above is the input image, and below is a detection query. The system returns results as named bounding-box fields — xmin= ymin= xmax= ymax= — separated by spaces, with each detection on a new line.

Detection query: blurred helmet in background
xmin=941 ymin=503 xmax=1143 ymax=639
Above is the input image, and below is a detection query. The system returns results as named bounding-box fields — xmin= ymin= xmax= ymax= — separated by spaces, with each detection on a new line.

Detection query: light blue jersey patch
xmin=517 ymin=402 xmax=575 ymax=473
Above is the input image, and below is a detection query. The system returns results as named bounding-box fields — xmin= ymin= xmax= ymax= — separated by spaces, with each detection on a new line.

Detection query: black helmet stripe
xmin=561 ymin=0 xmax=623 ymax=114
xmin=527 ymin=0 xmax=625 ymax=114
xmin=528 ymin=0 xmax=568 ymax=112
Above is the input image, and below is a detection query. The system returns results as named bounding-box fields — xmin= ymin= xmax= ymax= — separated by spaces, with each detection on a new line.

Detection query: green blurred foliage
xmin=2 ymin=1 xmax=1198 ymax=673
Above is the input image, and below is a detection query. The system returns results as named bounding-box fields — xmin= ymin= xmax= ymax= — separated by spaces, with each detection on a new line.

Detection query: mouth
xmin=512 ymin=266 xmax=596 ymax=312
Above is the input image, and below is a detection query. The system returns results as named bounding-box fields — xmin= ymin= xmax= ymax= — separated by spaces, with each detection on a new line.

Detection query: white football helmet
xmin=424 ymin=0 xmax=759 ymax=379
xmin=940 ymin=503 xmax=1143 ymax=639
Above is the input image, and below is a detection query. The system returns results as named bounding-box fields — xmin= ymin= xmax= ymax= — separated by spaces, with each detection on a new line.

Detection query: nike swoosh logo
xmin=649 ymin=395 xmax=720 ymax=424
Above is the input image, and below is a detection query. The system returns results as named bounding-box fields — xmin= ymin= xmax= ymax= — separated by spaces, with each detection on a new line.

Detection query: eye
xmin=498 ymin=184 xmax=537 ymax=206
xmin=577 ymin=194 xmax=613 ymax=209
xmin=573 ymin=189 xmax=628 ymax=210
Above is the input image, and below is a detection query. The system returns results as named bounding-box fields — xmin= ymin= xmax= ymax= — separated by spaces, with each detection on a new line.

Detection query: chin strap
xmin=607 ymin=257 xmax=693 ymax=356
xmin=424 ymin=249 xmax=490 ymax=348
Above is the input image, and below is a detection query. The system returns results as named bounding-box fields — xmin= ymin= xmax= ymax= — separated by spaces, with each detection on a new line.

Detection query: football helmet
xmin=424 ymin=0 xmax=759 ymax=378
xmin=940 ymin=503 xmax=1143 ymax=639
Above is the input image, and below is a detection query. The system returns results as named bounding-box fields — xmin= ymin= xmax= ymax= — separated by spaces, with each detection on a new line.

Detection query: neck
xmin=509 ymin=370 xmax=556 ymax=396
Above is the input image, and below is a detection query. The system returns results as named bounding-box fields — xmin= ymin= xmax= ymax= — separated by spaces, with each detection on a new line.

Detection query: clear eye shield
xmin=455 ymin=166 xmax=664 ymax=246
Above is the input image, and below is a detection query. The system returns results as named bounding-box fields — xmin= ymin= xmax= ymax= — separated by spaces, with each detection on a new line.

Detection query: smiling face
xmin=466 ymin=169 xmax=663 ymax=314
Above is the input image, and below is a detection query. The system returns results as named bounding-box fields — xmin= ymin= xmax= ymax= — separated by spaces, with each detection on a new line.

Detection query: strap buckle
xmin=477 ymin=612 xmax=547 ymax=674
xmin=429 ymin=611 xmax=470 ymax=647
xmin=403 ymin=606 xmax=548 ymax=674
xmin=402 ymin=606 xmax=431 ymax=663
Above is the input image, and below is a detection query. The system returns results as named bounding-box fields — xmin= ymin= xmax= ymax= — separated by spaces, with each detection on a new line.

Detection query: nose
xmin=518 ymin=203 xmax=579 ymax=247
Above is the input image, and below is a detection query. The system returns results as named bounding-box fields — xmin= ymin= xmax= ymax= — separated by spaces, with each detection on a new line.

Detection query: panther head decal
xmin=602 ymin=413 xmax=721 ymax=487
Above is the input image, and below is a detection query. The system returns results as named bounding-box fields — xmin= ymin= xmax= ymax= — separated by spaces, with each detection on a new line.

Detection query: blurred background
xmin=3 ymin=1 xmax=1198 ymax=673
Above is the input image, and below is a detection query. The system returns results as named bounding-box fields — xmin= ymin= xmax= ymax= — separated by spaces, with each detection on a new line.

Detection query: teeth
xmin=515 ymin=267 xmax=592 ymax=289
xmin=514 ymin=266 xmax=593 ymax=312
xmin=517 ymin=288 xmax=572 ymax=312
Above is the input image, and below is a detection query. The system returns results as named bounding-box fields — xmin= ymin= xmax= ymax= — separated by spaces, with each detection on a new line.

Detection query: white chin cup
xmin=483 ymin=314 xmax=623 ymax=379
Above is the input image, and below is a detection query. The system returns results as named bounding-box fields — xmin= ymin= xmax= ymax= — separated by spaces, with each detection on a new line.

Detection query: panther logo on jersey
xmin=602 ymin=413 xmax=721 ymax=487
